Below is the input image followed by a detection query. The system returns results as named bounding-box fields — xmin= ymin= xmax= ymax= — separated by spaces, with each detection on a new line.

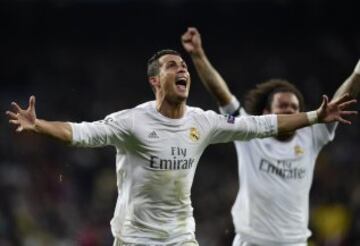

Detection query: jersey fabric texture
xmin=232 ymin=234 xmax=306 ymax=246
xmin=220 ymin=96 xmax=337 ymax=246
xmin=69 ymin=101 xmax=278 ymax=245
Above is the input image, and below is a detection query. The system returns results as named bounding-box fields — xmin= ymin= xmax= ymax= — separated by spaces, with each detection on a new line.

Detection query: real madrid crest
xmin=294 ymin=145 xmax=304 ymax=156
xmin=189 ymin=127 xmax=200 ymax=142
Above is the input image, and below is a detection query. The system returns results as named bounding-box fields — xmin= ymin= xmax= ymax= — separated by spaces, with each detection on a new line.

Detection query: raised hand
xmin=316 ymin=93 xmax=357 ymax=124
xmin=6 ymin=96 xmax=37 ymax=132
xmin=181 ymin=27 xmax=203 ymax=56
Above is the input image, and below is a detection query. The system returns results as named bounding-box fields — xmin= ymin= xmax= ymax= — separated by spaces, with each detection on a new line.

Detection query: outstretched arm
xmin=331 ymin=60 xmax=360 ymax=102
xmin=6 ymin=96 xmax=72 ymax=143
xmin=278 ymin=94 xmax=357 ymax=133
xmin=208 ymin=93 xmax=357 ymax=144
xmin=181 ymin=27 xmax=233 ymax=106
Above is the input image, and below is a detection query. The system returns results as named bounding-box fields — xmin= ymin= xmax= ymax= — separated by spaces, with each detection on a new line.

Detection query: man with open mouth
xmin=6 ymin=48 xmax=357 ymax=245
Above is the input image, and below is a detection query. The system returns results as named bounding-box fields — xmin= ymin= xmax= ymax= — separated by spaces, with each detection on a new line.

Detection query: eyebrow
xmin=163 ymin=59 xmax=187 ymax=67
xmin=166 ymin=60 xmax=177 ymax=64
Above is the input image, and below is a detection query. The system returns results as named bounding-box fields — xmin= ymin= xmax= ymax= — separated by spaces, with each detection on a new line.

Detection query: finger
xmin=11 ymin=102 xmax=22 ymax=113
xmin=338 ymin=99 xmax=357 ymax=109
xmin=320 ymin=95 xmax=328 ymax=110
xmin=181 ymin=32 xmax=192 ymax=42
xmin=182 ymin=28 xmax=194 ymax=38
xmin=9 ymin=119 xmax=20 ymax=125
xmin=337 ymin=117 xmax=352 ymax=125
xmin=323 ymin=94 xmax=329 ymax=103
xmin=187 ymin=27 xmax=199 ymax=34
xmin=5 ymin=111 xmax=18 ymax=119
xmin=181 ymin=31 xmax=189 ymax=39
xmin=29 ymin=95 xmax=36 ymax=111
xmin=340 ymin=110 xmax=358 ymax=116
xmin=16 ymin=126 xmax=24 ymax=132
xmin=333 ymin=93 xmax=351 ymax=104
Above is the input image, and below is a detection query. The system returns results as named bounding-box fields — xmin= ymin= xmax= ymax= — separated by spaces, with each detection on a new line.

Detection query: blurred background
xmin=1 ymin=0 xmax=359 ymax=245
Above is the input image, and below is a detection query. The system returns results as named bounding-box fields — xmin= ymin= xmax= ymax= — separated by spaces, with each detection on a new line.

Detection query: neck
xmin=156 ymin=97 xmax=186 ymax=119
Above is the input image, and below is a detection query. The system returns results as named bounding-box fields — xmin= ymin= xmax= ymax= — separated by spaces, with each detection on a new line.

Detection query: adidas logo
xmin=148 ymin=131 xmax=159 ymax=139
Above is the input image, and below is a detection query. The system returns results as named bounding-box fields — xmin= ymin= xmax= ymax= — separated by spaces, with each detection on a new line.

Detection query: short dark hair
xmin=147 ymin=49 xmax=181 ymax=77
xmin=244 ymin=79 xmax=305 ymax=115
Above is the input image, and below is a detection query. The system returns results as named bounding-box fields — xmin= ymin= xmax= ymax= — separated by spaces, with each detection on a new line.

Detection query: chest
xmin=251 ymin=135 xmax=314 ymax=161
xmin=128 ymin=121 xmax=207 ymax=169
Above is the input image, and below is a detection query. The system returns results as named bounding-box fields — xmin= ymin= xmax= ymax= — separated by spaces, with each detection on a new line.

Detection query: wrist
xmin=306 ymin=110 xmax=319 ymax=124
xmin=190 ymin=48 xmax=205 ymax=59
xmin=34 ymin=119 xmax=42 ymax=133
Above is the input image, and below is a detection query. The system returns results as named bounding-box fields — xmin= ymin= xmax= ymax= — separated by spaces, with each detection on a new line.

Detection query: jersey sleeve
xmin=311 ymin=122 xmax=337 ymax=150
xmin=204 ymin=110 xmax=278 ymax=144
xmin=69 ymin=109 xmax=133 ymax=148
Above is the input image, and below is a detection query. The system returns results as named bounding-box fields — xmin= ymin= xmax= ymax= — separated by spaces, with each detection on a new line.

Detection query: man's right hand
xmin=6 ymin=95 xmax=37 ymax=133
xmin=181 ymin=27 xmax=204 ymax=57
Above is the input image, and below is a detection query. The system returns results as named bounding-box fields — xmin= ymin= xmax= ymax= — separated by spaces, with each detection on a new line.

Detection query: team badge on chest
xmin=294 ymin=145 xmax=304 ymax=156
xmin=189 ymin=127 xmax=200 ymax=142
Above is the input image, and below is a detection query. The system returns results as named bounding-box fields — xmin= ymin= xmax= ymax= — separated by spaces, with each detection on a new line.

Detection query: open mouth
xmin=175 ymin=77 xmax=187 ymax=91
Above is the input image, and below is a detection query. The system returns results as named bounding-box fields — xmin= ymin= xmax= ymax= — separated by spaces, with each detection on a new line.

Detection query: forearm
xmin=332 ymin=61 xmax=360 ymax=101
xmin=332 ymin=73 xmax=360 ymax=100
xmin=277 ymin=112 xmax=314 ymax=134
xmin=191 ymin=50 xmax=233 ymax=106
xmin=34 ymin=119 xmax=73 ymax=143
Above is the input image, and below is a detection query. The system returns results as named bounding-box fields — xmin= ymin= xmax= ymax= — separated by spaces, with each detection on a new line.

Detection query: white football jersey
xmin=70 ymin=101 xmax=278 ymax=245
xmin=220 ymin=97 xmax=337 ymax=245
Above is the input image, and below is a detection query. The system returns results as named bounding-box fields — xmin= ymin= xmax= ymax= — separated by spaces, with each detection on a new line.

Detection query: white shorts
xmin=113 ymin=237 xmax=199 ymax=246
xmin=232 ymin=234 xmax=307 ymax=246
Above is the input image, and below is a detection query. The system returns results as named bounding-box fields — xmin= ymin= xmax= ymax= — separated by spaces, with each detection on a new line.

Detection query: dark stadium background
xmin=1 ymin=0 xmax=359 ymax=245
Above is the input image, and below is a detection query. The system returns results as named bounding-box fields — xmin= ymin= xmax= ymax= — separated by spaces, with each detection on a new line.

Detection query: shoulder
xmin=105 ymin=109 xmax=131 ymax=121
xmin=106 ymin=101 xmax=153 ymax=121
xmin=187 ymin=105 xmax=218 ymax=118
xmin=186 ymin=106 xmax=225 ymax=125
xmin=187 ymin=105 xmax=205 ymax=114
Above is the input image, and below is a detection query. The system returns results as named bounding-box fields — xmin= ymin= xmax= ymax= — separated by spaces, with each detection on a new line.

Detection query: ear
xmin=149 ymin=76 xmax=160 ymax=88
